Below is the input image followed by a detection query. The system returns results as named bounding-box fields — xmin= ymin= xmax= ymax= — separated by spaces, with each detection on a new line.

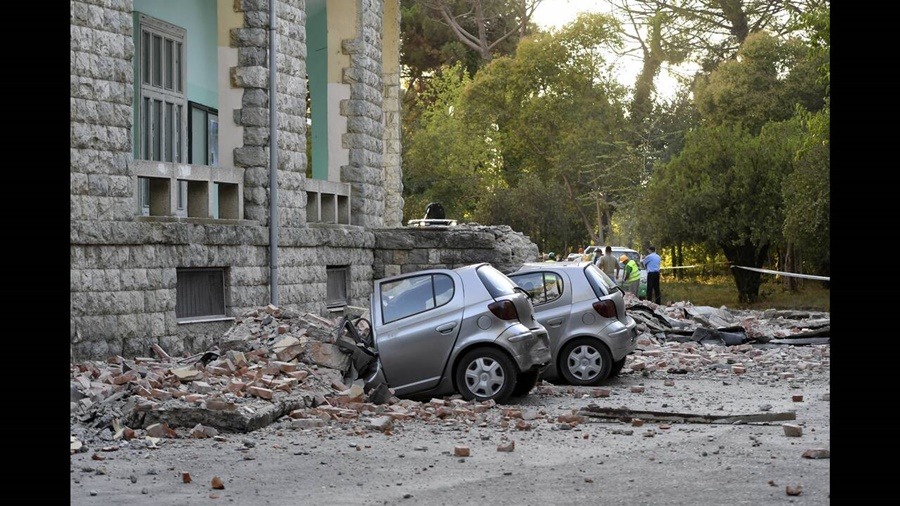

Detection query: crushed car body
xmin=349 ymin=263 xmax=552 ymax=403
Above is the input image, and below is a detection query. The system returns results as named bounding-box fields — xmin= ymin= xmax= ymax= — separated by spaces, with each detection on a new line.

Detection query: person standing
xmin=621 ymin=255 xmax=641 ymax=295
xmin=643 ymin=246 xmax=662 ymax=304
xmin=597 ymin=246 xmax=619 ymax=280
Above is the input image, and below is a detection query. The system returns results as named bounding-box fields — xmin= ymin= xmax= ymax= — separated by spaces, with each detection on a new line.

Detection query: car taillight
xmin=592 ymin=299 xmax=618 ymax=318
xmin=488 ymin=300 xmax=520 ymax=321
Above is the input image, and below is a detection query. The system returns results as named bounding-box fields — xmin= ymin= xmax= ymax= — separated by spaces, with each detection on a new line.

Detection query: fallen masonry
xmin=70 ymin=302 xmax=830 ymax=450
xmin=576 ymin=404 xmax=797 ymax=425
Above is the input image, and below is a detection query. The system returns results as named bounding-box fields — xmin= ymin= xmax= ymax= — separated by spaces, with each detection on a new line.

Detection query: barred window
xmin=176 ymin=268 xmax=227 ymax=320
xmin=326 ymin=266 xmax=350 ymax=308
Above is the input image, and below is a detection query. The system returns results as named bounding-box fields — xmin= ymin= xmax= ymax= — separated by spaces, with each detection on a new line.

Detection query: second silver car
xmin=509 ymin=262 xmax=638 ymax=386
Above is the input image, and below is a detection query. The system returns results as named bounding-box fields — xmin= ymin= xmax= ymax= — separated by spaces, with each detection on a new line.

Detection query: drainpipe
xmin=268 ymin=0 xmax=279 ymax=305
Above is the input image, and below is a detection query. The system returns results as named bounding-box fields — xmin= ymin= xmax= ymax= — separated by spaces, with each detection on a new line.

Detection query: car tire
xmin=609 ymin=357 xmax=627 ymax=377
xmin=511 ymin=369 xmax=539 ymax=397
xmin=455 ymin=347 xmax=518 ymax=403
xmin=558 ymin=337 xmax=612 ymax=386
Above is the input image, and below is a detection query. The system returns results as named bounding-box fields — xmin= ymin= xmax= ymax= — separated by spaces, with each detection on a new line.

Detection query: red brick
xmin=731 ymin=365 xmax=746 ymax=374
xmin=591 ymin=388 xmax=611 ymax=398
xmin=454 ymin=445 xmax=470 ymax=457
xmin=248 ymin=386 xmax=274 ymax=400
xmin=792 ymin=395 xmax=804 ymax=402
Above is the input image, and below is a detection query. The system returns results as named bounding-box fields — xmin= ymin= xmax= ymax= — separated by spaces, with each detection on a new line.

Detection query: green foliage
xmin=401 ymin=64 xmax=496 ymax=221
xmin=693 ymin=32 xmax=827 ymax=135
xmin=782 ymin=106 xmax=829 ymax=275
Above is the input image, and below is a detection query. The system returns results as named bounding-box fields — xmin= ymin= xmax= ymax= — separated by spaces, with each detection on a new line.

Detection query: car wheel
xmin=511 ymin=369 xmax=539 ymax=397
xmin=455 ymin=347 xmax=518 ymax=403
xmin=558 ymin=337 xmax=612 ymax=386
xmin=609 ymin=357 xmax=627 ymax=377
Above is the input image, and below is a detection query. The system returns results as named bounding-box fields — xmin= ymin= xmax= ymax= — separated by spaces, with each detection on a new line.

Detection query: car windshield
xmin=476 ymin=264 xmax=517 ymax=298
xmin=613 ymin=249 xmax=640 ymax=264
xmin=584 ymin=264 xmax=617 ymax=297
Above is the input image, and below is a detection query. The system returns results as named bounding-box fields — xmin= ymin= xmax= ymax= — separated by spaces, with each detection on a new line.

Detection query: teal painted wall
xmin=308 ymin=6 xmax=328 ymax=180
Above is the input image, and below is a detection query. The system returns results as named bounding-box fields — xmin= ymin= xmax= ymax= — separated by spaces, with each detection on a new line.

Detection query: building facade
xmin=71 ymin=0 xmax=405 ymax=359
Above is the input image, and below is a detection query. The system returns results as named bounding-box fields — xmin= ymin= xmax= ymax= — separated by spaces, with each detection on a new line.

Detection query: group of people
xmin=538 ymin=245 xmax=662 ymax=304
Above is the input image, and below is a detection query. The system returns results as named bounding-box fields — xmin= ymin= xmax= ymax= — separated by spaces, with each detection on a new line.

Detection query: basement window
xmin=176 ymin=268 xmax=230 ymax=322
xmin=326 ymin=266 xmax=349 ymax=309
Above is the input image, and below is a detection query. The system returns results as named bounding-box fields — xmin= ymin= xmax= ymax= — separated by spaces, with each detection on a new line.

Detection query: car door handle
xmin=435 ymin=322 xmax=457 ymax=334
xmin=546 ymin=318 xmax=564 ymax=327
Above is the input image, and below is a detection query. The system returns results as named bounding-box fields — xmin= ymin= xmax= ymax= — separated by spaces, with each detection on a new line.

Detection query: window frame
xmin=188 ymin=101 xmax=219 ymax=166
xmin=326 ymin=266 xmax=350 ymax=309
xmin=136 ymin=13 xmax=187 ymax=164
xmin=175 ymin=267 xmax=230 ymax=322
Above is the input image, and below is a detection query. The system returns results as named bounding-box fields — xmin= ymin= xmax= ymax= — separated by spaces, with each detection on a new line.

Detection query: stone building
xmin=71 ymin=0 xmax=536 ymax=360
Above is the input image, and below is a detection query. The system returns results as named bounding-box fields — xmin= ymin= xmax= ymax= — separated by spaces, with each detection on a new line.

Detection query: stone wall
xmin=373 ymin=224 xmax=540 ymax=279
xmin=232 ymin=0 xmax=308 ymax=228
xmin=341 ymin=0 xmax=385 ymax=229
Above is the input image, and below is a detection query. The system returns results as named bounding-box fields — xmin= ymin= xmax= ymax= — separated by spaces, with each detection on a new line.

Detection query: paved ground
xmin=70 ymin=349 xmax=830 ymax=505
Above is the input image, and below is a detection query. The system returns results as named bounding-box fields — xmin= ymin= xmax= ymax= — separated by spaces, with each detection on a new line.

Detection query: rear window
xmin=476 ymin=265 xmax=517 ymax=298
xmin=584 ymin=264 xmax=617 ymax=298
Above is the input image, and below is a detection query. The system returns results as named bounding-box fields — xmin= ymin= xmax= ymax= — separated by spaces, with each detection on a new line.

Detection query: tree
xmin=458 ymin=13 xmax=635 ymax=250
xmin=693 ymin=31 xmax=827 ymax=135
xmin=418 ymin=0 xmax=544 ymax=62
xmin=401 ymin=64 xmax=497 ymax=221
xmin=642 ymin=122 xmax=798 ymax=302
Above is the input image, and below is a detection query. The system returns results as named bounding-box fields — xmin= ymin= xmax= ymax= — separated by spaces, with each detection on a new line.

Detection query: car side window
xmin=381 ymin=274 xmax=455 ymax=324
xmin=543 ymin=272 xmax=563 ymax=302
xmin=510 ymin=272 xmax=563 ymax=306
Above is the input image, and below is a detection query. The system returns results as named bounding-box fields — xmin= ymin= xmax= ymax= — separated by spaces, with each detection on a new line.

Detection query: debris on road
xmin=578 ymin=404 xmax=797 ymax=425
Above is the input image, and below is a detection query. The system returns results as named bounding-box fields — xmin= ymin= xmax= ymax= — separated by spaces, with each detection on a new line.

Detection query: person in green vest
xmin=620 ymin=255 xmax=641 ymax=295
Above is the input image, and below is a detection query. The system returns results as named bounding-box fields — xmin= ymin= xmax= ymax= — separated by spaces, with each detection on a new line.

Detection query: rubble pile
xmin=70 ymin=300 xmax=830 ymax=450
xmin=623 ymin=296 xmax=830 ymax=345
xmin=70 ymin=305 xmax=381 ymax=435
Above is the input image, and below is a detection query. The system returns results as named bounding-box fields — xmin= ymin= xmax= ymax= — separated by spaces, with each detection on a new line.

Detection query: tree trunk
xmin=721 ymin=240 xmax=769 ymax=303
xmin=562 ymin=173 xmax=600 ymax=245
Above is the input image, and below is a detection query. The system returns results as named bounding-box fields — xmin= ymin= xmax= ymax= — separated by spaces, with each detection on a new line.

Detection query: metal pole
xmin=268 ymin=0 xmax=279 ymax=305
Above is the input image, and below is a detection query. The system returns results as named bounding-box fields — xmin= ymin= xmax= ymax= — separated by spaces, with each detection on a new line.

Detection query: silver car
xmin=363 ymin=263 xmax=552 ymax=403
xmin=508 ymin=262 xmax=638 ymax=386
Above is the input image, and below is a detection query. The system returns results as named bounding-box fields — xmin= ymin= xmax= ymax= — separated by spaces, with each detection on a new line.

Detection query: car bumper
xmin=499 ymin=324 xmax=552 ymax=372
xmin=605 ymin=316 xmax=638 ymax=361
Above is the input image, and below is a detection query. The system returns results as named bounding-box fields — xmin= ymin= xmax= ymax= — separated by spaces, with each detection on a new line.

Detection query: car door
xmin=509 ymin=270 xmax=570 ymax=347
xmin=372 ymin=272 xmax=464 ymax=395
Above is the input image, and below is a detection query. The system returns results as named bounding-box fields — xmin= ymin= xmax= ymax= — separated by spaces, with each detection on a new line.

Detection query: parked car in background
xmin=609 ymin=247 xmax=647 ymax=297
xmin=565 ymin=252 xmax=583 ymax=262
xmin=362 ymin=263 xmax=552 ymax=403
xmin=508 ymin=262 xmax=638 ymax=386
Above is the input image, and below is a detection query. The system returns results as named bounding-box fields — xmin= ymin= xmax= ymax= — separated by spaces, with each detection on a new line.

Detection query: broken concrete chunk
xmin=367 ymin=416 xmax=393 ymax=432
xmin=782 ymin=424 xmax=803 ymax=437
xmin=497 ymin=440 xmax=515 ymax=452
xmin=631 ymin=386 xmax=645 ymax=394
xmin=272 ymin=337 xmax=304 ymax=362
xmin=171 ymin=367 xmax=203 ymax=382
xmin=305 ymin=342 xmax=350 ymax=372
xmin=225 ymin=351 xmax=248 ymax=368
xmin=801 ymin=449 xmax=830 ymax=459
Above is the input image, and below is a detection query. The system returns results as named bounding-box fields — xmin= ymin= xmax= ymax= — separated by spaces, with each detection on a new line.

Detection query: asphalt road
xmin=70 ymin=361 xmax=830 ymax=505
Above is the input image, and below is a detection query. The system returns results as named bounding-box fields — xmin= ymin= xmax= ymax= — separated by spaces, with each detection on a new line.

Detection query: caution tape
xmin=730 ymin=265 xmax=830 ymax=281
